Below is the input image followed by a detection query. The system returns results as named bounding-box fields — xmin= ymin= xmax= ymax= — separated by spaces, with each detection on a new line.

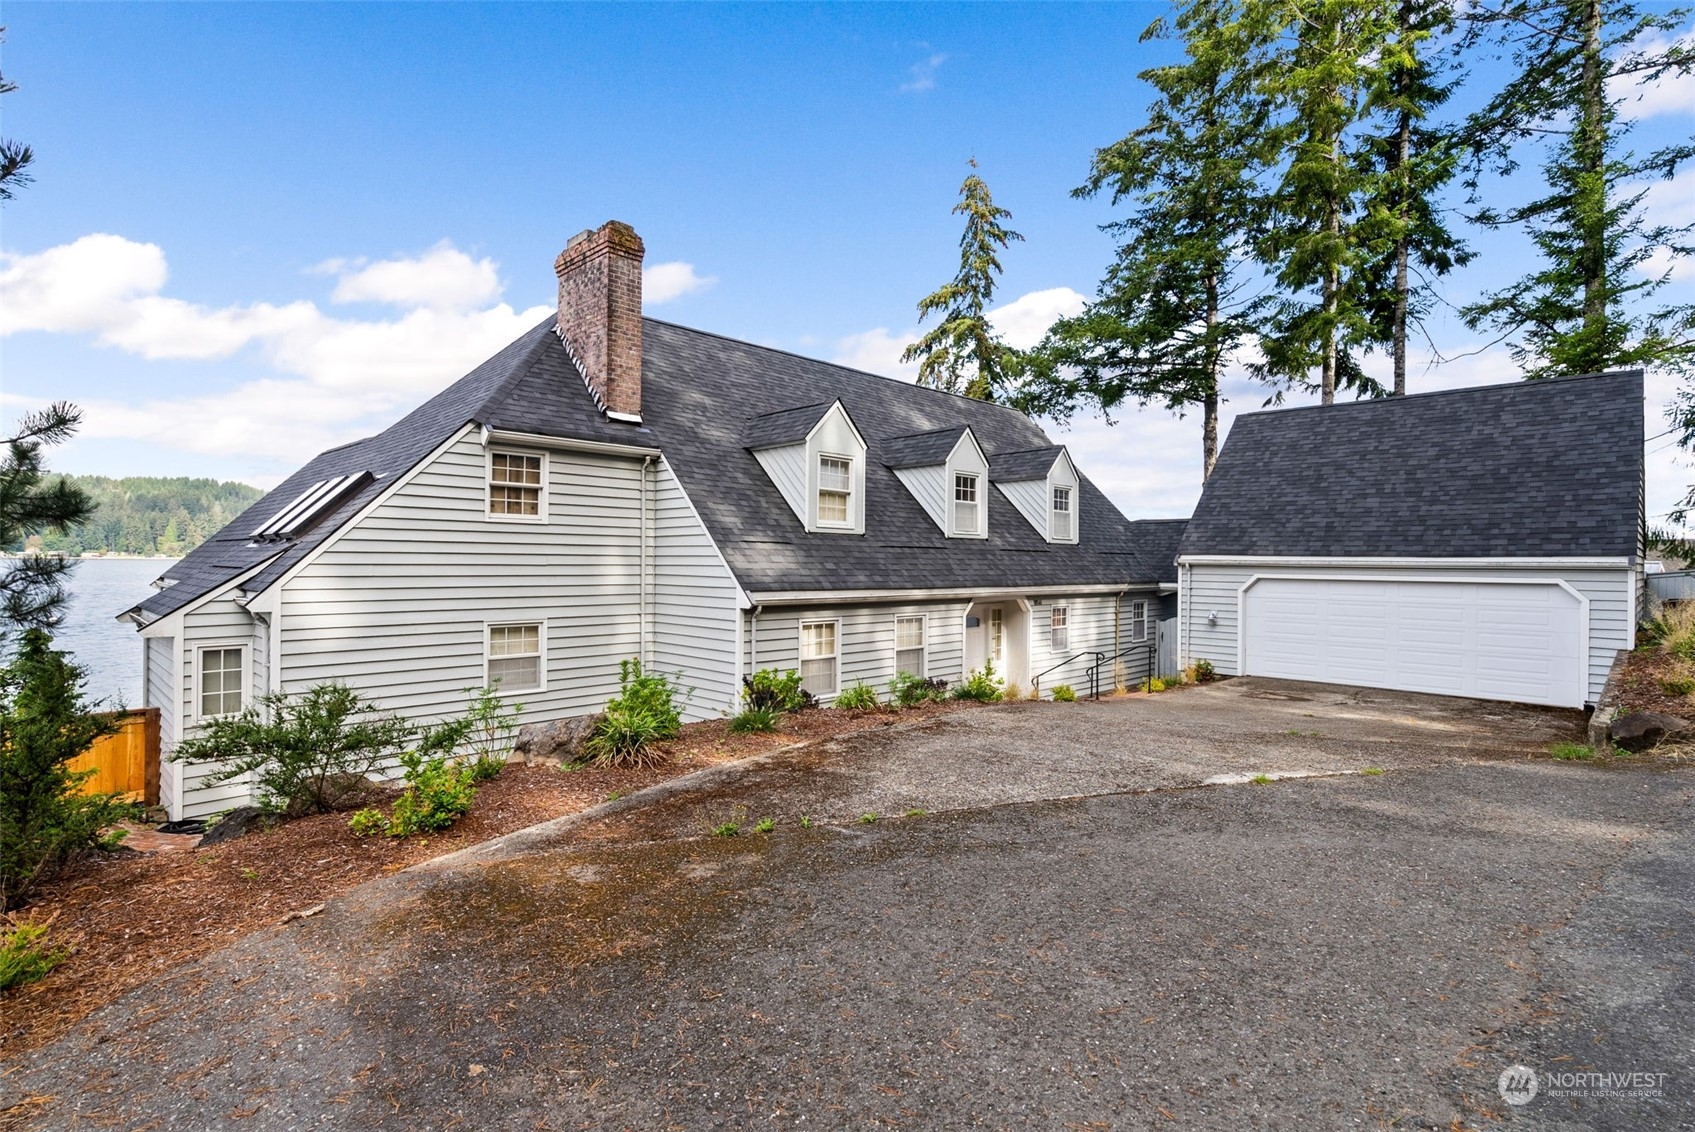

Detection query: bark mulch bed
xmin=1611 ymin=647 xmax=1695 ymax=718
xmin=0 ymin=701 xmax=974 ymax=1058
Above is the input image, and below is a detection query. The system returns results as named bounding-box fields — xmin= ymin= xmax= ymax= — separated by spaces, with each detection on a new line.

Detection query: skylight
xmin=251 ymin=472 xmax=372 ymax=542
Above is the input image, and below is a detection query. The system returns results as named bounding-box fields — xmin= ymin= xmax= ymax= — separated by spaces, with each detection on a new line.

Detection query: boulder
xmin=286 ymin=771 xmax=387 ymax=816
xmin=515 ymin=713 xmax=605 ymax=765
xmin=1609 ymin=710 xmax=1694 ymax=753
xmin=198 ymin=805 xmax=280 ymax=847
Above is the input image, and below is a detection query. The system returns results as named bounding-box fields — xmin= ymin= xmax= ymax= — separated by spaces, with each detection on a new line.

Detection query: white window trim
xmin=1050 ymin=483 xmax=1077 ymax=544
xmin=815 ymin=452 xmax=856 ymax=530
xmin=1128 ymin=598 xmax=1150 ymax=642
xmin=1050 ymin=605 xmax=1070 ymax=652
xmin=485 ymin=447 xmax=548 ymax=523
xmin=894 ymin=613 xmax=928 ymax=678
xmin=192 ymin=641 xmax=251 ymax=723
xmin=952 ymin=472 xmax=983 ymax=538
xmin=484 ymin=619 xmax=548 ymax=694
xmin=799 ymin=617 xmax=841 ymax=698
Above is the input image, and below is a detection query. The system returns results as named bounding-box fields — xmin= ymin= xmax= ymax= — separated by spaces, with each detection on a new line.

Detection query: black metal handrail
xmin=1085 ymin=641 xmax=1159 ymax=699
xmin=1029 ymin=650 xmax=1099 ymax=696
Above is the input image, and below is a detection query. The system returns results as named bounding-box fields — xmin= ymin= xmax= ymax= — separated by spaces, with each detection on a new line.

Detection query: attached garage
xmin=1240 ymin=576 xmax=1586 ymax=708
xmin=1176 ymin=371 xmax=1645 ymax=709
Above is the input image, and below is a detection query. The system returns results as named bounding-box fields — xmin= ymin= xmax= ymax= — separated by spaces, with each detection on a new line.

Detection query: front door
xmin=964 ymin=604 xmax=1007 ymax=676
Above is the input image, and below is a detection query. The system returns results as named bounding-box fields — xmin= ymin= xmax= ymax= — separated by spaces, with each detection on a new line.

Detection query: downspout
xmin=749 ymin=604 xmax=762 ymax=678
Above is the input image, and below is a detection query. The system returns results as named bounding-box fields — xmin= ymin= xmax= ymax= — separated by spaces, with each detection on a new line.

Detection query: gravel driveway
xmin=7 ymin=679 xmax=1691 ymax=1131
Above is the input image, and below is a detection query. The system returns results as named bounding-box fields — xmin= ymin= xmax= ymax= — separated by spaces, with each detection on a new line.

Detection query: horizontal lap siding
xmin=178 ymin=596 xmax=260 ymax=818
xmin=1181 ymin=563 xmax=1635 ymax=703
xmin=145 ymin=637 xmax=178 ymax=815
xmin=653 ymin=460 xmax=740 ymax=719
xmin=746 ymin=602 xmax=969 ymax=702
xmin=281 ymin=436 xmax=646 ymax=732
xmin=1027 ymin=594 xmax=1119 ymax=697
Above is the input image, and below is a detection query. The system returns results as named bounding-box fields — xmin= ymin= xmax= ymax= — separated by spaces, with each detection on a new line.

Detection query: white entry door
xmin=1241 ymin=577 xmax=1585 ymax=707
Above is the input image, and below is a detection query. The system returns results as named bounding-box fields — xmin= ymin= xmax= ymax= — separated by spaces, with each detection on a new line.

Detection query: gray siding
xmin=178 ymin=595 xmax=261 ymax=818
xmin=652 ymin=458 xmax=742 ymax=716
xmin=893 ymin=465 xmax=947 ymax=530
xmin=997 ymin=479 xmax=1048 ymax=540
xmin=145 ymin=636 xmax=178 ymax=815
xmin=1180 ymin=562 xmax=1635 ymax=704
xmin=1026 ymin=594 xmax=1120 ymax=697
xmin=745 ymin=601 xmax=969 ymax=702
xmin=753 ymin=444 xmax=808 ymax=527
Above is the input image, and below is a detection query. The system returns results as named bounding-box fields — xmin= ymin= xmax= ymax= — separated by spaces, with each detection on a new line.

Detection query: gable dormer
xmin=744 ymin=400 xmax=867 ymax=534
xmin=991 ymin=446 xmax=1079 ymax=544
xmin=883 ymin=426 xmax=990 ymax=539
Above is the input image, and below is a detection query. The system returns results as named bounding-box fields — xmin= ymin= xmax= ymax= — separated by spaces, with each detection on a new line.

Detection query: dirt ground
xmin=0 ymin=700 xmax=973 ymax=1057
xmin=1612 ymin=646 xmax=1695 ymax=717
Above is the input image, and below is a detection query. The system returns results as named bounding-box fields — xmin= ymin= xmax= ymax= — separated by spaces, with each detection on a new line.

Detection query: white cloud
xmin=642 ymin=261 xmax=716 ymax=304
xmin=1613 ymin=24 xmax=1695 ymax=120
xmin=987 ymin=286 xmax=1087 ymax=350
xmin=830 ymin=326 xmax=918 ymax=379
xmin=900 ymin=52 xmax=947 ymax=94
xmin=3 ymin=233 xmax=551 ymax=466
xmin=329 ymin=241 xmax=502 ymax=309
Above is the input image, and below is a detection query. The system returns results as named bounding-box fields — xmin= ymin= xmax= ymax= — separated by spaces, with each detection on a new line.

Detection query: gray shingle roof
xmin=1177 ymin=370 xmax=1644 ymax=560
xmin=128 ymin=316 xmax=1167 ymax=622
xmin=989 ymin=446 xmax=1064 ymax=482
xmin=881 ymin=427 xmax=969 ymax=469
xmin=1125 ymin=519 xmax=1188 ymax=583
xmin=743 ymin=402 xmax=835 ymax=450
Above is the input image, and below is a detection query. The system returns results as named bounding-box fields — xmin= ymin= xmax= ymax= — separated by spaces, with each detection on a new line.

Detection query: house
xmin=1176 ymin=370 xmax=1645 ymax=709
xmin=121 ymin=221 xmax=1179 ymax=819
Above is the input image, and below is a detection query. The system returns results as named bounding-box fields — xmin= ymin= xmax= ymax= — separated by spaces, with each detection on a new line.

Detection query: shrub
xmin=1050 ymin=684 xmax=1077 ymax=702
xmin=347 ymin=807 xmax=387 ymax=837
xmin=890 ymin=672 xmax=947 ymax=708
xmin=952 ymin=659 xmax=1003 ymax=703
xmin=456 ymin=684 xmax=522 ymax=780
xmin=350 ymin=749 xmax=479 ymax=838
xmin=1003 ymin=681 xmax=1024 ymax=701
xmin=1646 ymin=601 xmax=1695 ymax=660
xmin=0 ymin=631 xmax=130 ymax=911
xmin=172 ymin=682 xmax=414 ymax=816
xmin=1146 ymin=677 xmax=1168 ymax=693
xmin=833 ymin=682 xmax=880 ymax=710
xmin=730 ymin=706 xmax=779 ymax=733
xmin=1662 ymin=675 xmax=1695 ymax=697
xmin=0 ymin=918 xmax=66 ymax=991
xmin=585 ymin=659 xmax=684 ymax=767
xmin=743 ymin=668 xmax=816 ymax=713
xmin=1193 ymin=659 xmax=1218 ymax=683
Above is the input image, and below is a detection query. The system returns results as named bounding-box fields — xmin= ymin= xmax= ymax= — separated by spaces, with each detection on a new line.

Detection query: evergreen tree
xmin=902 ymin=161 xmax=1025 ymax=401
xmin=0 ymin=28 xmax=33 ymax=202
xmin=1360 ymin=0 xmax=1470 ymax=394
xmin=1250 ymin=0 xmax=1401 ymax=404
xmin=0 ymin=406 xmax=96 ymax=649
xmin=1016 ymin=0 xmax=1277 ymax=480
xmin=1461 ymin=0 xmax=1695 ymax=379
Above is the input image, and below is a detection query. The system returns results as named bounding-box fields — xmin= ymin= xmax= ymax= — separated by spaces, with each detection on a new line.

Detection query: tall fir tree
xmin=1016 ymin=0 xmax=1276 ymax=480
xmin=1461 ymin=0 xmax=1695 ymax=379
xmin=902 ymin=161 xmax=1024 ymax=401
xmin=0 ymin=28 xmax=33 ymax=202
xmin=1249 ymin=0 xmax=1406 ymax=404
xmin=0 ymin=406 xmax=97 ymax=649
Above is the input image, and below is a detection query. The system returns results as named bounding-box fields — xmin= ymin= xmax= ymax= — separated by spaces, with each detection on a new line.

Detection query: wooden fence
xmin=68 ymin=707 xmax=160 ymax=805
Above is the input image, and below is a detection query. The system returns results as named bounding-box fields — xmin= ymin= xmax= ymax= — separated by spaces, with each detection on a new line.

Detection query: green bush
xmin=833 ymin=682 xmax=880 ymax=710
xmin=1146 ymin=677 xmax=1168 ymax=693
xmin=0 ymin=630 xmax=130 ymax=911
xmin=349 ymin=749 xmax=479 ymax=838
xmin=444 ymin=684 xmax=522 ymax=781
xmin=347 ymin=807 xmax=387 ymax=837
xmin=729 ymin=706 xmax=779 ymax=733
xmin=0 ymin=919 xmax=66 ymax=991
xmin=951 ymin=659 xmax=1003 ymax=703
xmin=1050 ymin=684 xmax=1077 ymax=702
xmin=1663 ymin=675 xmax=1695 ymax=697
xmin=172 ymin=682 xmax=414 ymax=815
xmin=890 ymin=672 xmax=948 ymax=708
xmin=743 ymin=668 xmax=816 ymax=713
xmin=1193 ymin=659 xmax=1217 ymax=683
xmin=585 ymin=659 xmax=684 ymax=767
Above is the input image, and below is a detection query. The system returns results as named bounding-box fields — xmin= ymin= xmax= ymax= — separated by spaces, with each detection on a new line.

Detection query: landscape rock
xmin=515 ymin=713 xmax=605 ymax=765
xmin=286 ymin=771 xmax=388 ymax=816
xmin=197 ymin=806 xmax=280 ymax=847
xmin=1608 ymin=710 xmax=1694 ymax=753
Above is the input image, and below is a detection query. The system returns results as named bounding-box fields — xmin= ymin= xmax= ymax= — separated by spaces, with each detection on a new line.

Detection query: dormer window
xmin=953 ymin=473 xmax=981 ymax=536
xmin=1052 ymin=485 xmax=1073 ymax=540
xmin=818 ymin=456 xmax=853 ymax=526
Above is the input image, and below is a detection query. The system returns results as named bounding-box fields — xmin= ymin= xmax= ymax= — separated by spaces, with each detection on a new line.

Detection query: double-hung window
xmin=818 ymin=456 xmax=852 ymax=526
xmin=894 ymin=616 xmax=926 ymax=677
xmin=800 ymin=620 xmax=839 ymax=697
xmin=1050 ymin=606 xmax=1070 ymax=652
xmin=487 ymin=623 xmax=543 ymax=692
xmin=953 ymin=473 xmax=980 ymax=535
xmin=198 ymin=646 xmax=245 ymax=719
xmin=1051 ymin=485 xmax=1074 ymax=541
xmin=1128 ymin=599 xmax=1149 ymax=643
xmin=489 ymin=450 xmax=543 ymax=518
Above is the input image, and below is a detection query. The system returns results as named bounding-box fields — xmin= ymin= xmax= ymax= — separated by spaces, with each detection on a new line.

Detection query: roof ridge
xmin=469 ymin=319 xmax=559 ymax=424
xmin=1236 ymin=369 xmax=1644 ymax=423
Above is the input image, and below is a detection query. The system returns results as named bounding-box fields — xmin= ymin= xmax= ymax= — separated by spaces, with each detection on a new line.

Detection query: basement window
xmin=488 ymin=450 xmax=544 ymax=519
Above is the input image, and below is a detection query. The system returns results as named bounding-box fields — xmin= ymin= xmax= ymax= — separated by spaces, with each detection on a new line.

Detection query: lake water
xmin=42 ymin=557 xmax=177 ymax=708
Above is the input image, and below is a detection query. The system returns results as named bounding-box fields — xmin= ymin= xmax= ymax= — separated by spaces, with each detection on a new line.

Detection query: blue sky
xmin=3 ymin=2 xmax=1693 ymax=523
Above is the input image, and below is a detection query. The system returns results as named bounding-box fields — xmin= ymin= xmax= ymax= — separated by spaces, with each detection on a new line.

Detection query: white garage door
xmin=1242 ymin=577 xmax=1585 ymax=708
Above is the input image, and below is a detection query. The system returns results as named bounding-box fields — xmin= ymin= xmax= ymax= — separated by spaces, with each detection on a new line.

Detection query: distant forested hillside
xmin=15 ymin=475 xmax=264 ymax=557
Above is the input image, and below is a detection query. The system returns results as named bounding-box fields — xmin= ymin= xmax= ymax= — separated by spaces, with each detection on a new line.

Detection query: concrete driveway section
xmin=9 ymin=680 xmax=1690 ymax=1132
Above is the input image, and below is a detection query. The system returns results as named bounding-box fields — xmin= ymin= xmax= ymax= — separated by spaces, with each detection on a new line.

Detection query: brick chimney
xmin=554 ymin=220 xmax=645 ymax=422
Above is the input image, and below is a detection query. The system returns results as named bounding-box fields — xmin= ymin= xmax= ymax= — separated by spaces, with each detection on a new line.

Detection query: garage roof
xmin=1179 ymin=370 xmax=1644 ymax=560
